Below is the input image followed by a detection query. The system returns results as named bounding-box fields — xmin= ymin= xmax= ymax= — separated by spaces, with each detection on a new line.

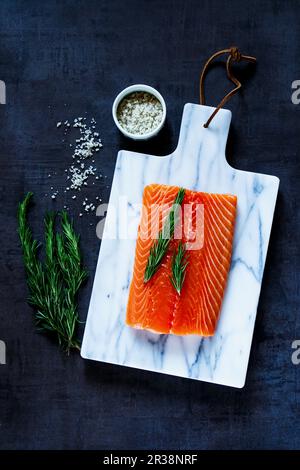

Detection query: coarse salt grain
xmin=50 ymin=117 xmax=107 ymax=215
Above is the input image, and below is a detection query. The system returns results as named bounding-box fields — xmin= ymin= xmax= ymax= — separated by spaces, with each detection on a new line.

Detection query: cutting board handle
xmin=176 ymin=104 xmax=232 ymax=163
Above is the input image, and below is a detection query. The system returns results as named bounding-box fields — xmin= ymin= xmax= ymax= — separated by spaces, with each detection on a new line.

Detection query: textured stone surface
xmin=82 ymin=104 xmax=279 ymax=388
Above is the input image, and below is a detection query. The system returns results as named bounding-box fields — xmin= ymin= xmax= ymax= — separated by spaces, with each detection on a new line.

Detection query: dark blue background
xmin=0 ymin=0 xmax=299 ymax=450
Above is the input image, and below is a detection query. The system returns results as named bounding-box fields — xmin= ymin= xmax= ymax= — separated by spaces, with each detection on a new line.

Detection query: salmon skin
xmin=126 ymin=184 xmax=237 ymax=336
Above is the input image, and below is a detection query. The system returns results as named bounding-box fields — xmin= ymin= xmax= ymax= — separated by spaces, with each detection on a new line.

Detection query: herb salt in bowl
xmin=112 ymin=84 xmax=166 ymax=140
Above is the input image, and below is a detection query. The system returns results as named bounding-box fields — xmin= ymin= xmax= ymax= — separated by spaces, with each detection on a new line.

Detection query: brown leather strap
xmin=200 ymin=47 xmax=257 ymax=128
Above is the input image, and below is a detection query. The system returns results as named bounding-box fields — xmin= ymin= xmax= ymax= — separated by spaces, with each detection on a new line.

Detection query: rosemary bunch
xmin=17 ymin=193 xmax=88 ymax=353
xmin=170 ymin=242 xmax=189 ymax=294
xmin=144 ymin=188 xmax=185 ymax=282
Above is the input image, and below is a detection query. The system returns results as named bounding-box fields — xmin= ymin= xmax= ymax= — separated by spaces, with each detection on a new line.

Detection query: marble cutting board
xmin=81 ymin=103 xmax=279 ymax=388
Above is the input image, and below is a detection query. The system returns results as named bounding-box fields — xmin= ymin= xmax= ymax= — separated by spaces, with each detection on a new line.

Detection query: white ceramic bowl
xmin=112 ymin=84 xmax=167 ymax=140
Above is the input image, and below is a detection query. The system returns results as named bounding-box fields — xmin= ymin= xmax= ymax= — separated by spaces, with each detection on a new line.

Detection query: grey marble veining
xmin=81 ymin=104 xmax=279 ymax=388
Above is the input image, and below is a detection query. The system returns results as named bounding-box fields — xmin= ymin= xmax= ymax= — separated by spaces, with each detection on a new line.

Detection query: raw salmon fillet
xmin=126 ymin=184 xmax=237 ymax=336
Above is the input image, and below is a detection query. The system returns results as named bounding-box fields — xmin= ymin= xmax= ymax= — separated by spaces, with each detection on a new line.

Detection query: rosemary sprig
xmin=170 ymin=242 xmax=189 ymax=294
xmin=144 ymin=187 xmax=185 ymax=282
xmin=17 ymin=193 xmax=88 ymax=353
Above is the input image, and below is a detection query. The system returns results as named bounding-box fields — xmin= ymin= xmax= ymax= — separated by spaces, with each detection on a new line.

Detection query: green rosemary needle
xmin=170 ymin=242 xmax=189 ymax=294
xmin=144 ymin=187 xmax=185 ymax=283
xmin=17 ymin=193 xmax=88 ymax=353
